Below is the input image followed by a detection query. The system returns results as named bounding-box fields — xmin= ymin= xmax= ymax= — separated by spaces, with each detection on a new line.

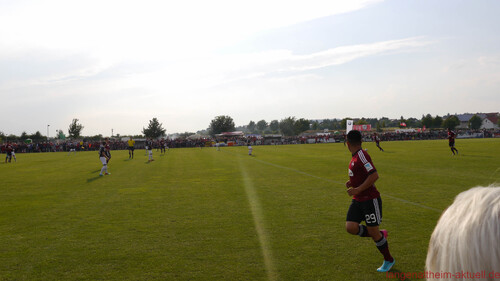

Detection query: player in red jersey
xmin=5 ymin=142 xmax=13 ymax=163
xmin=373 ymin=133 xmax=384 ymax=152
xmin=345 ymin=130 xmax=395 ymax=272
xmin=447 ymin=129 xmax=458 ymax=155
xmin=160 ymin=138 xmax=166 ymax=154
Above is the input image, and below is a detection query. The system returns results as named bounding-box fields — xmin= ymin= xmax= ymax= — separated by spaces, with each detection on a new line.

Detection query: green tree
xmin=311 ymin=121 xmax=319 ymax=130
xmin=407 ymin=117 xmax=421 ymax=128
xmin=209 ymin=115 xmax=235 ymax=136
xmin=269 ymin=120 xmax=279 ymax=133
xmin=376 ymin=122 xmax=382 ymax=132
xmin=142 ymin=117 xmax=166 ymax=139
xmin=469 ymin=115 xmax=482 ymax=129
xmin=247 ymin=121 xmax=256 ymax=133
xmin=379 ymin=117 xmax=389 ymax=127
xmin=294 ymin=118 xmax=310 ymax=135
xmin=432 ymin=116 xmax=443 ymax=128
xmin=279 ymin=117 xmax=296 ymax=136
xmin=68 ymin=118 xmax=84 ymax=139
xmin=20 ymin=132 xmax=29 ymax=140
xmin=442 ymin=115 xmax=460 ymax=130
xmin=318 ymin=119 xmax=332 ymax=130
xmin=421 ymin=114 xmax=433 ymax=128
xmin=30 ymin=131 xmax=44 ymax=142
xmin=256 ymin=120 xmax=268 ymax=133
xmin=356 ymin=118 xmax=368 ymax=125
xmin=340 ymin=118 xmax=352 ymax=130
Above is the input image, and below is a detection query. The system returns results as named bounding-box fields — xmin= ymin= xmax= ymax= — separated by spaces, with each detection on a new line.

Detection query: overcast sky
xmin=1 ymin=0 xmax=499 ymax=136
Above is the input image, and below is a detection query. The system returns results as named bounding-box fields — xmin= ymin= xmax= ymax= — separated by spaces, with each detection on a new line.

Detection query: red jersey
xmin=106 ymin=144 xmax=112 ymax=157
xmin=448 ymin=131 xmax=456 ymax=143
xmin=349 ymin=149 xmax=380 ymax=202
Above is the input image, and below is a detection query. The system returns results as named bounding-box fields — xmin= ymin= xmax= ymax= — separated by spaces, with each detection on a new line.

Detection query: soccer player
xmin=98 ymin=141 xmax=110 ymax=176
xmin=127 ymin=137 xmax=135 ymax=159
xmin=105 ymin=139 xmax=111 ymax=163
xmin=146 ymin=138 xmax=154 ymax=162
xmin=68 ymin=142 xmax=76 ymax=155
xmin=11 ymin=143 xmax=17 ymax=162
xmin=373 ymin=133 xmax=384 ymax=152
xmin=5 ymin=142 xmax=13 ymax=163
xmin=447 ymin=128 xmax=459 ymax=155
xmin=160 ymin=138 xmax=166 ymax=154
xmin=345 ymin=130 xmax=395 ymax=272
xmin=248 ymin=143 xmax=253 ymax=156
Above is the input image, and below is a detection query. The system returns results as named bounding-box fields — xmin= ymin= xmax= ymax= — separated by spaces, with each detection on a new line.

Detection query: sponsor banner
xmin=352 ymin=124 xmax=372 ymax=131
xmin=346 ymin=120 xmax=353 ymax=134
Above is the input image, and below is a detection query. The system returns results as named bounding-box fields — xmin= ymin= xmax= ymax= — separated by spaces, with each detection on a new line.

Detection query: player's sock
xmin=357 ymin=224 xmax=370 ymax=237
xmin=375 ymin=236 xmax=394 ymax=262
xmin=451 ymin=148 xmax=455 ymax=155
xmin=100 ymin=166 xmax=106 ymax=175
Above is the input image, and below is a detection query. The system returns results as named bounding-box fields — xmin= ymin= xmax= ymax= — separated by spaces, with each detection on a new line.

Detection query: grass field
xmin=1 ymin=139 xmax=499 ymax=281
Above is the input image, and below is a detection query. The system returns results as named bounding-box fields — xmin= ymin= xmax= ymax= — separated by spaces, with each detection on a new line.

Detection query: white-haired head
xmin=426 ymin=186 xmax=500 ymax=280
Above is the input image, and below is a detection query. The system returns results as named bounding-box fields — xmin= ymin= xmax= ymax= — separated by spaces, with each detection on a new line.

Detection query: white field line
xmin=236 ymin=152 xmax=442 ymax=213
xmin=239 ymin=161 xmax=278 ymax=281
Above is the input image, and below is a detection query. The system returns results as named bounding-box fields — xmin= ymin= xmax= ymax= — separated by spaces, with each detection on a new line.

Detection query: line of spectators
xmin=1 ymin=129 xmax=499 ymax=154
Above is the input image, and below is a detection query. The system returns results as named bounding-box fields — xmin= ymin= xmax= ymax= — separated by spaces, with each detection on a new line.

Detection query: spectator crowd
xmin=1 ymin=128 xmax=499 ymax=154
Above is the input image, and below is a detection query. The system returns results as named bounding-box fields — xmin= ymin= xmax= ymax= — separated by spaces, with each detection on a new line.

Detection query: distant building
xmin=455 ymin=112 xmax=499 ymax=129
xmin=482 ymin=113 xmax=499 ymax=129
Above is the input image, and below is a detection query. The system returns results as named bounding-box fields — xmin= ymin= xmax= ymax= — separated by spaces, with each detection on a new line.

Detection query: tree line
xmin=1 ymin=113 xmax=495 ymax=142
xmin=0 ymin=118 xmax=167 ymax=143
xmin=207 ymin=113 xmax=492 ymax=137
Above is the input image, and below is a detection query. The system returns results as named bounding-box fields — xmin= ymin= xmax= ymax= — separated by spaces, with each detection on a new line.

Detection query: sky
xmin=1 ymin=0 xmax=499 ymax=137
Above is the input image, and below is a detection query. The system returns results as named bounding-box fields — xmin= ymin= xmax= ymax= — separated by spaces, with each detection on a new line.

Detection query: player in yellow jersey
xmin=127 ymin=137 xmax=135 ymax=159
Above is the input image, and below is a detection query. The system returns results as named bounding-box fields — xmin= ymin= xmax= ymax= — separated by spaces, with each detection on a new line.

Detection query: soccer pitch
xmin=1 ymin=139 xmax=499 ymax=280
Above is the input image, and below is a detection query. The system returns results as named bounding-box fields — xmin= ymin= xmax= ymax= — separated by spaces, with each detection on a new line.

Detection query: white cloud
xmin=120 ymin=36 xmax=431 ymax=93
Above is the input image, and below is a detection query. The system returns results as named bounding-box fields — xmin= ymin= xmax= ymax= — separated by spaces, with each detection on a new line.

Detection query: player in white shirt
xmin=146 ymin=139 xmax=154 ymax=162
xmin=98 ymin=142 xmax=110 ymax=176
xmin=68 ymin=142 xmax=76 ymax=155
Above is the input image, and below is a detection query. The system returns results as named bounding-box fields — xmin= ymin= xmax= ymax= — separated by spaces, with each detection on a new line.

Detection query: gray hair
xmin=426 ymin=186 xmax=500 ymax=280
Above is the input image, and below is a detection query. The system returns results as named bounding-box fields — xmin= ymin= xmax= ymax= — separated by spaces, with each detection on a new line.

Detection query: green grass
xmin=1 ymin=139 xmax=499 ymax=280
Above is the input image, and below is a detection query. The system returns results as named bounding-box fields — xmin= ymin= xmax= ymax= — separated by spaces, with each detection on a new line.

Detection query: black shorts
xmin=449 ymin=141 xmax=455 ymax=147
xmin=346 ymin=197 xmax=382 ymax=226
xmin=128 ymin=146 xmax=135 ymax=151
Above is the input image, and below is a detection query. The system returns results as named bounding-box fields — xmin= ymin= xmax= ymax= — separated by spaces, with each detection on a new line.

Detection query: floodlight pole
xmin=47 ymin=124 xmax=50 ymax=141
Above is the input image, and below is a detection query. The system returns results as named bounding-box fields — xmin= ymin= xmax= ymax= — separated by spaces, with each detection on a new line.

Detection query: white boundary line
xmin=239 ymin=160 xmax=278 ymax=281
